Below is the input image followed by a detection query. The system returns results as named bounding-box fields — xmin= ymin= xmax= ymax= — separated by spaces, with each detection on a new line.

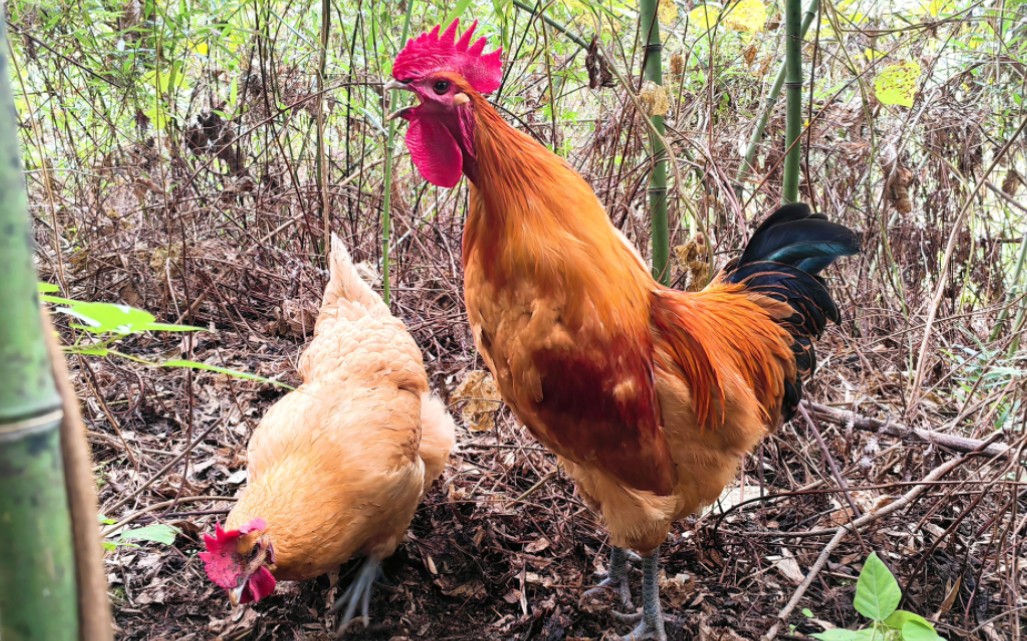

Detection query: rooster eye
xmin=433 ymin=80 xmax=451 ymax=95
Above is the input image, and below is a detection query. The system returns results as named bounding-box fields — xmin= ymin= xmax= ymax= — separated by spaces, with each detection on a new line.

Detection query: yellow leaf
xmin=874 ymin=61 xmax=921 ymax=108
xmin=191 ymin=41 xmax=209 ymax=56
xmin=688 ymin=5 xmax=720 ymax=31
xmin=724 ymin=0 xmax=767 ymax=33
xmin=658 ymin=0 xmax=678 ymax=24
xmin=923 ymin=0 xmax=956 ymax=16
xmin=864 ymin=48 xmax=885 ymax=61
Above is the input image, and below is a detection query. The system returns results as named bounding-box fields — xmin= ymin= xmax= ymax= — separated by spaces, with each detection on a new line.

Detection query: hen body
xmin=214 ymin=235 xmax=455 ymax=623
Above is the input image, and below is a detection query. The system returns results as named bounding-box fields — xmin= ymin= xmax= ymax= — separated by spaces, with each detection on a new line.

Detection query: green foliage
xmin=39 ymin=283 xmax=290 ymax=389
xmin=811 ymin=552 xmax=946 ymax=641
xmin=853 ymin=552 xmax=902 ymax=622
xmin=98 ymin=515 xmax=179 ymax=551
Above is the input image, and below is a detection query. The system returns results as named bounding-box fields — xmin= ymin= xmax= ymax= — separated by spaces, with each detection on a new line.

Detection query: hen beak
xmin=384 ymin=79 xmax=415 ymax=121
xmin=228 ymin=583 xmax=246 ymax=607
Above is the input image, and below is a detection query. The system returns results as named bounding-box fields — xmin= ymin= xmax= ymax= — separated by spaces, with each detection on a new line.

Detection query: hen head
xmin=386 ymin=19 xmax=503 ymax=188
xmin=199 ymin=518 xmax=277 ymax=605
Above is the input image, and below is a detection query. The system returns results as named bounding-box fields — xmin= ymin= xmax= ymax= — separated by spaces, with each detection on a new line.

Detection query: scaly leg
xmin=331 ymin=557 xmax=381 ymax=633
xmin=619 ymin=551 xmax=667 ymax=641
xmin=583 ymin=546 xmax=634 ymax=610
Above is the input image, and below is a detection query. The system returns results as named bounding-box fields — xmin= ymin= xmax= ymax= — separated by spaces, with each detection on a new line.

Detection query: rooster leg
xmin=582 ymin=546 xmax=634 ymax=610
xmin=617 ymin=551 xmax=667 ymax=641
xmin=331 ymin=557 xmax=381 ymax=633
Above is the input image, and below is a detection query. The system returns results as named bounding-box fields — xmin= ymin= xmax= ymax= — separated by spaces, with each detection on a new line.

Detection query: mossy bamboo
xmin=640 ymin=0 xmax=670 ymax=284
xmin=0 ymin=19 xmax=79 ymax=641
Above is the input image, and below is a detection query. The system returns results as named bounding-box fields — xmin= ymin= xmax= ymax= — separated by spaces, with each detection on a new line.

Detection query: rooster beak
xmin=384 ymin=79 xmax=415 ymax=121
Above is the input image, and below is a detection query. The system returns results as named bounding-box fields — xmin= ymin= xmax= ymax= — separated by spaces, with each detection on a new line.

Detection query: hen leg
xmin=331 ymin=557 xmax=381 ymax=633
xmin=582 ymin=546 xmax=634 ymax=610
xmin=618 ymin=551 xmax=667 ymax=641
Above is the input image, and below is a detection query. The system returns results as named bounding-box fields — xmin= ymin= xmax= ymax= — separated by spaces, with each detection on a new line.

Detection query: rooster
xmin=200 ymin=235 xmax=456 ymax=630
xmin=386 ymin=21 xmax=859 ymax=640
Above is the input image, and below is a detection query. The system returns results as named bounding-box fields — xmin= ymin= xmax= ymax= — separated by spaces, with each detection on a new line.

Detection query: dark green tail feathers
xmin=723 ymin=203 xmax=860 ymax=421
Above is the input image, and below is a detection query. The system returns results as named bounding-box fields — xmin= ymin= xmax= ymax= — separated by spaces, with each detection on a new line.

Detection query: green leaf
xmin=59 ymin=301 xmax=158 ymax=335
xmin=902 ymin=621 xmax=945 ymax=641
xmin=55 ymin=300 xmax=202 ymax=335
xmin=884 ymin=610 xmax=931 ymax=630
xmin=802 ymin=608 xmax=814 ymax=618
xmin=38 ymin=282 xmax=60 ymax=293
xmin=144 ymin=322 xmax=204 ymax=332
xmin=69 ymin=346 xmax=110 ymax=357
xmin=116 ymin=523 xmax=179 ymax=545
xmin=41 ymin=294 xmax=79 ymax=306
xmin=161 ymin=359 xmax=293 ymax=389
xmin=854 ymin=552 xmax=902 ymax=622
xmin=874 ymin=62 xmax=921 ymax=108
xmin=443 ymin=0 xmax=474 ymax=25
xmin=811 ymin=629 xmax=879 ymax=641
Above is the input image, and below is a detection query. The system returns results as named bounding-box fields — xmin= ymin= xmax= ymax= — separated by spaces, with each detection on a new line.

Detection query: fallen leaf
xmin=452 ymin=370 xmax=502 ymax=431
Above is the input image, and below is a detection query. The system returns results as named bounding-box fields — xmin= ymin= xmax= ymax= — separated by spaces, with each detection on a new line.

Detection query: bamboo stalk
xmin=44 ymin=310 xmax=114 ymax=641
xmin=0 ymin=17 xmax=79 ymax=640
xmin=782 ymin=0 xmax=804 ymax=203
xmin=380 ymin=0 xmax=417 ymax=306
xmin=316 ymin=0 xmax=331 ymax=253
xmin=640 ymin=0 xmax=670 ymax=284
xmin=735 ymin=0 xmax=819 ymax=191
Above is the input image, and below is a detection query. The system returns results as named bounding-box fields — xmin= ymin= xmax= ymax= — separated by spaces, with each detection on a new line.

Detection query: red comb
xmin=392 ymin=19 xmax=503 ymax=94
xmin=199 ymin=519 xmax=267 ymax=589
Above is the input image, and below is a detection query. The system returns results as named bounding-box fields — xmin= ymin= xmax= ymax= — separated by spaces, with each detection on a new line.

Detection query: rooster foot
xmin=615 ymin=550 xmax=668 ymax=641
xmin=330 ymin=557 xmax=382 ymax=634
xmin=582 ymin=546 xmax=634 ymax=610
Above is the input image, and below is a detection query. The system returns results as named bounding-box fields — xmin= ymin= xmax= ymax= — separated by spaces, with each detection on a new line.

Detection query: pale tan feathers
xmin=226 ymin=234 xmax=456 ymax=580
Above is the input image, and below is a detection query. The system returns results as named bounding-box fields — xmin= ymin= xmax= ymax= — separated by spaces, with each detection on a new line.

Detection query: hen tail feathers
xmin=721 ymin=203 xmax=860 ymax=420
xmin=324 ymin=234 xmax=390 ymax=317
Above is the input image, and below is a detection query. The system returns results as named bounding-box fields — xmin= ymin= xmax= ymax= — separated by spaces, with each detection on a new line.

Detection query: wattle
xmin=406 ymin=118 xmax=463 ymax=188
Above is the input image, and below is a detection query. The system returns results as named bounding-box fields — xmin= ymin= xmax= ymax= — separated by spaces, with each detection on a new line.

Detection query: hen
xmin=386 ymin=20 xmax=859 ymax=641
xmin=200 ymin=235 xmax=456 ymax=630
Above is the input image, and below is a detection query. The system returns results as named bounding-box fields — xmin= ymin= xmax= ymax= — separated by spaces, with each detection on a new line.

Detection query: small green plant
xmin=98 ymin=515 xmax=179 ymax=552
xmin=40 ymin=283 xmax=290 ymax=388
xmin=812 ymin=552 xmax=946 ymax=641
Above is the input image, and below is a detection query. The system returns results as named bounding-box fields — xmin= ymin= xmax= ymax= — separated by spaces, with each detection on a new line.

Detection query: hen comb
xmin=392 ymin=19 xmax=503 ymax=94
xmin=199 ymin=519 xmax=267 ymax=589
xmin=200 ymin=519 xmax=266 ymax=555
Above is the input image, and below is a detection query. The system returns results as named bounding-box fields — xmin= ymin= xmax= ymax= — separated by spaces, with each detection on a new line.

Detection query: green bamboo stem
xmin=782 ymin=0 xmax=804 ymax=203
xmin=735 ymin=0 xmax=819 ymax=191
xmin=0 ymin=17 xmax=79 ymax=641
xmin=640 ymin=0 xmax=670 ymax=284
xmin=380 ymin=0 xmax=417 ymax=306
